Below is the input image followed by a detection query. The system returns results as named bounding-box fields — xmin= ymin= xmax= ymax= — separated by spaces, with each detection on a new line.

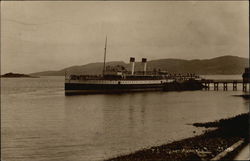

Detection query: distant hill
xmin=30 ymin=55 xmax=249 ymax=76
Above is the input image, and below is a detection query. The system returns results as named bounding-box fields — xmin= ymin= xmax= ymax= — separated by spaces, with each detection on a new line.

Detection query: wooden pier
xmin=200 ymin=79 xmax=249 ymax=91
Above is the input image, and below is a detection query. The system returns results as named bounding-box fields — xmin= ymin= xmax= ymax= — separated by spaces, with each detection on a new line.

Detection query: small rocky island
xmin=1 ymin=72 xmax=38 ymax=78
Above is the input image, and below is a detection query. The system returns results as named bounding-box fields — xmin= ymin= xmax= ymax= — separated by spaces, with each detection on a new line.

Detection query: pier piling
xmin=233 ymin=82 xmax=237 ymax=91
xmin=214 ymin=82 xmax=219 ymax=91
xmin=205 ymin=82 xmax=210 ymax=90
xmin=243 ymin=83 xmax=247 ymax=92
xmin=223 ymin=83 xmax=228 ymax=91
xmin=201 ymin=79 xmax=249 ymax=91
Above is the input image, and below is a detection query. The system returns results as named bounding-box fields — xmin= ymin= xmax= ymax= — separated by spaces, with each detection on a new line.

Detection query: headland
xmin=1 ymin=72 xmax=38 ymax=78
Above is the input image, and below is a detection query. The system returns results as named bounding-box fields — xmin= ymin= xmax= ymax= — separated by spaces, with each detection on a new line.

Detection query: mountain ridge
xmin=30 ymin=55 xmax=249 ymax=76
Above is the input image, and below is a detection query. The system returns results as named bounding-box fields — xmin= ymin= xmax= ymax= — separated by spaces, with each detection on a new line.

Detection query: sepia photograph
xmin=1 ymin=1 xmax=249 ymax=161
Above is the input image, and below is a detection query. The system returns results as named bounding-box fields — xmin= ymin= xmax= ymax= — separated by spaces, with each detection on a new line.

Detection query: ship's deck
xmin=67 ymin=74 xmax=200 ymax=81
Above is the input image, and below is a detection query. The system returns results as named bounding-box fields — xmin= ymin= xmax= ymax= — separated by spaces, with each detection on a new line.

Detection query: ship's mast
xmin=103 ymin=36 xmax=107 ymax=76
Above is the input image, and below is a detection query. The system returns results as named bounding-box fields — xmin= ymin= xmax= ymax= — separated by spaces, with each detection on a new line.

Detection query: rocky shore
xmin=235 ymin=94 xmax=250 ymax=99
xmin=105 ymin=113 xmax=249 ymax=161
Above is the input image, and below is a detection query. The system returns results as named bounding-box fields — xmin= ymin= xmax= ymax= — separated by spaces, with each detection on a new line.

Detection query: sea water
xmin=1 ymin=76 xmax=249 ymax=161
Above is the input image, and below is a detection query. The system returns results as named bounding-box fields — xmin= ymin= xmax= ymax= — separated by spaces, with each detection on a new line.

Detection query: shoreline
xmin=105 ymin=113 xmax=249 ymax=161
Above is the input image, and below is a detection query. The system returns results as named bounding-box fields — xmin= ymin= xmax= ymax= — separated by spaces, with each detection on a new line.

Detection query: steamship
xmin=65 ymin=37 xmax=175 ymax=95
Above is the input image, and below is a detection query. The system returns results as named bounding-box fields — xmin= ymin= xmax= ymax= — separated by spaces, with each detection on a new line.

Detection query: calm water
xmin=1 ymin=76 xmax=249 ymax=161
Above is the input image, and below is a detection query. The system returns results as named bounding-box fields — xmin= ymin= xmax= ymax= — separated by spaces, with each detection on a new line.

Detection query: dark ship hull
xmin=65 ymin=79 xmax=173 ymax=95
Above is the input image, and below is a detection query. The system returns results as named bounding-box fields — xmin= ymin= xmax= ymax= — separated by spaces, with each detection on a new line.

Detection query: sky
xmin=1 ymin=1 xmax=249 ymax=74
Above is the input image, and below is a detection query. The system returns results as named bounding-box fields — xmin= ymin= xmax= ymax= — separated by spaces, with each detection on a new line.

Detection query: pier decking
xmin=200 ymin=79 xmax=249 ymax=91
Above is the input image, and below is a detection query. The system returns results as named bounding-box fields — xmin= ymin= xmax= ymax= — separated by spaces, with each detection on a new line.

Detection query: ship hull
xmin=65 ymin=83 xmax=165 ymax=95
